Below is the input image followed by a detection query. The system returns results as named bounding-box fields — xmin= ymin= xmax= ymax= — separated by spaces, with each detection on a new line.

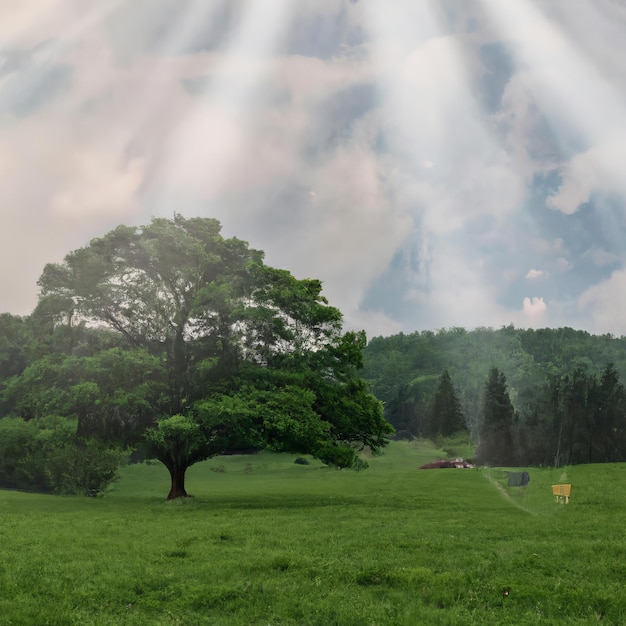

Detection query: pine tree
xmin=477 ymin=367 xmax=516 ymax=465
xmin=430 ymin=370 xmax=467 ymax=437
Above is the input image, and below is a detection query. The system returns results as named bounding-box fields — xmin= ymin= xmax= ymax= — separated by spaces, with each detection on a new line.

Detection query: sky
xmin=2 ymin=0 xmax=626 ymax=338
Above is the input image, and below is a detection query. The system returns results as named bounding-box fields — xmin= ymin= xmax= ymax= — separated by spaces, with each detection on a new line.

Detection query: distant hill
xmin=362 ymin=326 xmax=626 ymax=466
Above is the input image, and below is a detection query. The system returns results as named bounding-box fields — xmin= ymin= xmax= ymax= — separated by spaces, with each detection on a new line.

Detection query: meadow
xmin=1 ymin=441 xmax=626 ymax=625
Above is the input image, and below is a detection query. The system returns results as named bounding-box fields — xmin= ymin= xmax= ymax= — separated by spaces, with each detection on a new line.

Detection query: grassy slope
xmin=1 ymin=441 xmax=625 ymax=625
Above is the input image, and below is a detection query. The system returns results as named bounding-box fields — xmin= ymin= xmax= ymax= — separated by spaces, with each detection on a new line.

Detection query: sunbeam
xmin=480 ymin=0 xmax=626 ymax=216
xmin=101 ymin=1 xmax=228 ymax=170
xmin=361 ymin=0 xmax=528 ymax=328
xmin=0 ymin=0 xmax=127 ymax=52
xmin=158 ymin=0 xmax=294 ymax=201
xmin=1 ymin=0 xmax=67 ymax=47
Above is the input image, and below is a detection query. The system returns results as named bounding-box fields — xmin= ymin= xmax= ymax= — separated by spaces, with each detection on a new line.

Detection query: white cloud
xmin=522 ymin=296 xmax=547 ymax=319
xmin=584 ymin=247 xmax=620 ymax=267
xmin=0 ymin=0 xmax=68 ymax=46
xmin=547 ymin=135 xmax=626 ymax=214
xmin=526 ymin=269 xmax=545 ymax=280
xmin=555 ymin=257 xmax=572 ymax=273
xmin=579 ymin=270 xmax=626 ymax=335
xmin=265 ymin=113 xmax=412 ymax=315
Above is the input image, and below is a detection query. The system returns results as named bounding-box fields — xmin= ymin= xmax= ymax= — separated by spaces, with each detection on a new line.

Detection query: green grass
xmin=2 ymin=441 xmax=626 ymax=624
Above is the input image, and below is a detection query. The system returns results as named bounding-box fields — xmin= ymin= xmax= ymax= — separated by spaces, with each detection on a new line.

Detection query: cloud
xmin=0 ymin=1 xmax=70 ymax=46
xmin=522 ymin=296 xmax=547 ymax=319
xmin=50 ymin=155 xmax=144 ymax=218
xmin=583 ymin=247 xmax=621 ymax=268
xmin=2 ymin=1 xmax=626 ymax=339
xmin=547 ymin=136 xmax=626 ymax=214
xmin=579 ymin=270 xmax=626 ymax=335
xmin=525 ymin=269 xmax=545 ymax=280
xmin=555 ymin=257 xmax=572 ymax=273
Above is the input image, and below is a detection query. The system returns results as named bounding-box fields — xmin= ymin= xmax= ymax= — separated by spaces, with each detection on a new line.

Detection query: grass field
xmin=1 ymin=440 xmax=626 ymax=625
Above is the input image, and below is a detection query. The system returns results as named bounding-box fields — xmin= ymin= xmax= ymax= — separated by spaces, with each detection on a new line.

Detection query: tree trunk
xmin=167 ymin=464 xmax=189 ymax=500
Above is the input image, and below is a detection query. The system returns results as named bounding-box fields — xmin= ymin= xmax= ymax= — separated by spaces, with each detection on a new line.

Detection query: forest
xmin=362 ymin=326 xmax=626 ymax=467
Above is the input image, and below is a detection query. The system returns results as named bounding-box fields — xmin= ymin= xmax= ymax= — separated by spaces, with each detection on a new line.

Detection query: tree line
xmin=0 ymin=216 xmax=391 ymax=497
xmin=362 ymin=327 xmax=626 ymax=466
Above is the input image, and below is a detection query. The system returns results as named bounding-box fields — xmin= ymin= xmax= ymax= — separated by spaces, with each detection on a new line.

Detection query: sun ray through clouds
xmin=0 ymin=0 xmax=127 ymax=52
xmin=473 ymin=0 xmax=626 ymax=335
xmin=156 ymin=0 xmax=294 ymax=204
xmin=113 ymin=0 xmax=227 ymax=127
xmin=361 ymin=0 xmax=529 ymax=328
xmin=100 ymin=1 xmax=229 ymax=182
xmin=480 ymin=0 xmax=626 ymax=217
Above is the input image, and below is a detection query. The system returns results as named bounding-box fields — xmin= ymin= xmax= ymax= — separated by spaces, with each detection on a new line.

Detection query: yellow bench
xmin=552 ymin=484 xmax=571 ymax=504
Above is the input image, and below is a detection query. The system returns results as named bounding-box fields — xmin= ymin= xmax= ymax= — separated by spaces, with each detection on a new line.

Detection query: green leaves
xmin=144 ymin=414 xmax=207 ymax=469
xmin=0 ymin=416 xmax=126 ymax=495
xmin=2 ymin=349 xmax=167 ymax=446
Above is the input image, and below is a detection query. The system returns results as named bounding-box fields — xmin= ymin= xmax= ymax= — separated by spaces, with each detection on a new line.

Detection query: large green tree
xmin=36 ymin=215 xmax=391 ymax=497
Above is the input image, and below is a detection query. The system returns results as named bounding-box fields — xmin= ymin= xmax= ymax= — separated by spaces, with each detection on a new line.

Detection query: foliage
xmin=36 ymin=215 xmax=264 ymax=414
xmin=45 ymin=436 xmax=128 ymax=496
xmin=2 ymin=348 xmax=168 ymax=446
xmin=0 ymin=416 xmax=126 ymax=495
xmin=514 ymin=362 xmax=626 ymax=467
xmin=0 ymin=313 xmax=28 ymax=385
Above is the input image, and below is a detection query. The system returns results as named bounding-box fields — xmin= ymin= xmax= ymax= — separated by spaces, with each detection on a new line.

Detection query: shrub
xmin=45 ymin=437 xmax=127 ymax=496
xmin=315 ymin=443 xmax=356 ymax=468
xmin=0 ymin=418 xmax=43 ymax=491
xmin=0 ymin=416 xmax=126 ymax=496
xmin=393 ymin=430 xmax=415 ymax=441
xmin=315 ymin=444 xmax=368 ymax=470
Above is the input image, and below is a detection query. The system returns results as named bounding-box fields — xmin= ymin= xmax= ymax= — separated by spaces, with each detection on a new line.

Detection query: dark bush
xmin=0 ymin=416 xmax=126 ymax=495
xmin=393 ymin=430 xmax=414 ymax=441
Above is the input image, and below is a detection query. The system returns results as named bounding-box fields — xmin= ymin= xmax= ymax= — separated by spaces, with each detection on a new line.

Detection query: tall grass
xmin=1 ymin=441 xmax=625 ymax=624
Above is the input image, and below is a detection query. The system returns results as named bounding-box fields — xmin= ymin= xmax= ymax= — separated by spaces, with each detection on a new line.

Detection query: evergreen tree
xmin=430 ymin=370 xmax=466 ymax=437
xmin=477 ymin=367 xmax=516 ymax=465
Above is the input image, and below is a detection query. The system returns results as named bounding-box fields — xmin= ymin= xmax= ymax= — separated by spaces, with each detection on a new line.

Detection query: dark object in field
xmin=294 ymin=457 xmax=309 ymax=465
xmin=507 ymin=471 xmax=530 ymax=487
xmin=419 ymin=459 xmax=474 ymax=469
xmin=393 ymin=430 xmax=415 ymax=441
